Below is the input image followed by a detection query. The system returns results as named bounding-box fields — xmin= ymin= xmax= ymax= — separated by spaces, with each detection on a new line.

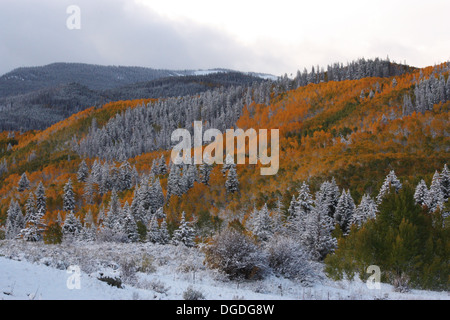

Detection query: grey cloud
xmin=0 ymin=0 xmax=288 ymax=76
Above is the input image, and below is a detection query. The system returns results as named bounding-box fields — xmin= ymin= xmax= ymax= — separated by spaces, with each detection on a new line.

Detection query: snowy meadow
xmin=0 ymin=240 xmax=448 ymax=300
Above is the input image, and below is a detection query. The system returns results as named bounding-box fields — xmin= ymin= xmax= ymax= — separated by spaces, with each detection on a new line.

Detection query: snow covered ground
xmin=0 ymin=241 xmax=448 ymax=300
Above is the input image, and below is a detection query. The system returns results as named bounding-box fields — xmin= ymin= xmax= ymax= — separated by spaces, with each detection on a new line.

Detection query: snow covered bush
xmin=182 ymin=286 xmax=205 ymax=300
xmin=204 ymin=228 xmax=268 ymax=280
xmin=265 ymin=235 xmax=314 ymax=283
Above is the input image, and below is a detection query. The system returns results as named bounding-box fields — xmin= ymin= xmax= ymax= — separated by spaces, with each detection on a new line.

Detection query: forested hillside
xmin=0 ymin=58 xmax=448 ymax=291
xmin=0 ymin=64 xmax=269 ymax=131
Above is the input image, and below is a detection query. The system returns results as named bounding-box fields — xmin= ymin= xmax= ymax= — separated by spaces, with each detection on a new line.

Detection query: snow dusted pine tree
xmin=80 ymin=209 xmax=96 ymax=242
xmin=118 ymin=161 xmax=133 ymax=191
xmin=21 ymin=182 xmax=47 ymax=242
xmin=159 ymin=216 xmax=170 ymax=245
xmin=147 ymin=215 xmax=161 ymax=244
xmin=35 ymin=182 xmax=46 ymax=213
xmin=225 ymin=165 xmax=239 ymax=194
xmin=104 ymin=189 xmax=121 ymax=230
xmin=166 ymin=164 xmax=182 ymax=200
xmin=63 ymin=179 xmax=76 ymax=213
xmin=440 ymin=164 xmax=450 ymax=201
xmin=62 ymin=211 xmax=82 ymax=242
xmin=426 ymin=171 xmax=445 ymax=212
xmin=122 ymin=202 xmax=139 ymax=243
xmin=149 ymin=178 xmax=165 ymax=214
xmin=288 ymin=181 xmax=314 ymax=235
xmin=376 ymin=170 xmax=402 ymax=204
xmin=303 ymin=189 xmax=337 ymax=261
xmin=199 ymin=155 xmax=213 ymax=185
xmin=414 ymin=179 xmax=429 ymax=206
xmin=172 ymin=212 xmax=196 ymax=247
xmin=5 ymin=200 xmax=24 ymax=239
xmin=24 ymin=192 xmax=36 ymax=224
xmin=17 ymin=172 xmax=30 ymax=192
xmin=83 ymin=173 xmax=96 ymax=205
xmin=77 ymin=160 xmax=90 ymax=182
xmin=247 ymin=203 xmax=273 ymax=242
xmin=158 ymin=155 xmax=168 ymax=175
xmin=350 ymin=194 xmax=378 ymax=229
xmin=334 ymin=190 xmax=355 ymax=234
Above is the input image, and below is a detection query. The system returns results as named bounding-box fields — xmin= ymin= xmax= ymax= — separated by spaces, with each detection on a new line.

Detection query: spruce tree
xmin=17 ymin=172 xmax=31 ymax=192
xmin=350 ymin=194 xmax=377 ymax=229
xmin=24 ymin=192 xmax=36 ymax=224
xmin=426 ymin=171 xmax=445 ymax=212
xmin=377 ymin=170 xmax=402 ymax=204
xmin=149 ymin=178 xmax=164 ymax=213
xmin=35 ymin=181 xmax=47 ymax=217
xmin=63 ymin=178 xmax=76 ymax=212
xmin=62 ymin=211 xmax=82 ymax=242
xmin=5 ymin=200 xmax=24 ymax=240
xmin=247 ymin=203 xmax=273 ymax=242
xmin=172 ymin=212 xmax=196 ymax=247
xmin=77 ymin=160 xmax=90 ymax=182
xmin=123 ymin=202 xmax=139 ymax=243
xmin=147 ymin=215 xmax=161 ymax=244
xmin=334 ymin=190 xmax=355 ymax=234
xmin=440 ymin=164 xmax=450 ymax=201
xmin=225 ymin=165 xmax=239 ymax=194
xmin=414 ymin=179 xmax=429 ymax=206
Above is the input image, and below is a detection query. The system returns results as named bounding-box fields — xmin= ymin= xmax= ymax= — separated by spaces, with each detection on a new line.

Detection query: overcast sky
xmin=1 ymin=0 xmax=449 ymax=76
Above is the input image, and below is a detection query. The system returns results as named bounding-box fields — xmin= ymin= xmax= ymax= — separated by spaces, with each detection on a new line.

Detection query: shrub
xmin=266 ymin=235 xmax=313 ymax=282
xmin=182 ymin=286 xmax=205 ymax=300
xmin=204 ymin=228 xmax=267 ymax=280
xmin=98 ymin=276 xmax=123 ymax=289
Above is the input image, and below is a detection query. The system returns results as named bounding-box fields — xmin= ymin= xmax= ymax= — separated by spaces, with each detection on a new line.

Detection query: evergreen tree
xmin=5 ymin=200 xmax=24 ymax=240
xmin=62 ymin=211 xmax=82 ymax=241
xmin=35 ymin=181 xmax=47 ymax=217
xmin=80 ymin=209 xmax=97 ymax=242
xmin=426 ymin=171 xmax=445 ymax=212
xmin=104 ymin=189 xmax=121 ymax=230
xmin=199 ymin=154 xmax=213 ymax=185
xmin=123 ymin=202 xmax=139 ymax=243
xmin=77 ymin=160 xmax=90 ymax=182
xmin=24 ymin=192 xmax=36 ymax=224
xmin=247 ymin=203 xmax=273 ymax=242
xmin=118 ymin=161 xmax=133 ymax=191
xmin=350 ymin=194 xmax=377 ymax=228
xmin=303 ymin=192 xmax=337 ymax=261
xmin=158 ymin=155 xmax=168 ymax=175
xmin=83 ymin=174 xmax=96 ymax=205
xmin=147 ymin=214 xmax=161 ymax=244
xmin=63 ymin=178 xmax=76 ymax=212
xmin=159 ymin=216 xmax=170 ymax=245
xmin=225 ymin=165 xmax=239 ymax=194
xmin=440 ymin=164 xmax=450 ymax=201
xmin=17 ymin=172 xmax=31 ymax=192
xmin=414 ymin=179 xmax=429 ymax=206
xmin=149 ymin=178 xmax=165 ymax=214
xmin=172 ymin=212 xmax=196 ymax=247
xmin=167 ymin=164 xmax=183 ymax=200
xmin=377 ymin=170 xmax=402 ymax=204
xmin=289 ymin=181 xmax=314 ymax=234
xmin=334 ymin=190 xmax=355 ymax=234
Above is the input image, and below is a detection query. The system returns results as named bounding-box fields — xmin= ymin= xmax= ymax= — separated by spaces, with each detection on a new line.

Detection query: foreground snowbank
xmin=0 ymin=241 xmax=448 ymax=300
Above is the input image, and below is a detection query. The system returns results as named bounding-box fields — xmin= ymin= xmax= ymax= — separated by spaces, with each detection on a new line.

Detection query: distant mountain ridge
xmin=0 ymin=63 xmax=276 ymax=98
xmin=0 ymin=63 xmax=274 ymax=131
